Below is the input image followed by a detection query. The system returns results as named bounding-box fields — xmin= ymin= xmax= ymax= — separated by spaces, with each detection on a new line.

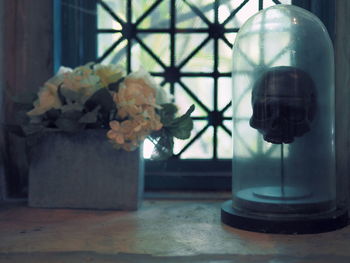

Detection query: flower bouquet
xmin=11 ymin=63 xmax=194 ymax=210
xmin=16 ymin=62 xmax=194 ymax=160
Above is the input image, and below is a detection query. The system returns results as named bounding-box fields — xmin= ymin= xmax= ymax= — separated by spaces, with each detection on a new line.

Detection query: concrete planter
xmin=28 ymin=130 xmax=144 ymax=210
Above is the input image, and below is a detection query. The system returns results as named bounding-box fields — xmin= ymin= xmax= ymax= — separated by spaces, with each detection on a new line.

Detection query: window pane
xmin=217 ymin=124 xmax=232 ymax=159
xmin=100 ymin=0 xmax=127 ymax=22
xmin=177 ymin=125 xmax=213 ymax=159
xmin=134 ymin=0 xmax=170 ymax=28
xmin=181 ymin=77 xmax=214 ymax=110
xmin=175 ymin=33 xmax=208 ymax=66
xmin=181 ymin=39 xmax=214 ymax=72
xmin=174 ymin=82 xmax=207 ymax=117
xmin=176 ymin=0 xmax=210 ymax=28
xmin=224 ymin=0 xmax=260 ymax=29
xmin=97 ymin=4 xmax=123 ymax=30
xmin=218 ymin=77 xmax=232 ymax=115
xmin=218 ymin=39 xmax=233 ymax=73
xmin=132 ymin=33 xmax=170 ymax=69
xmin=97 ymin=0 xmax=293 ymax=160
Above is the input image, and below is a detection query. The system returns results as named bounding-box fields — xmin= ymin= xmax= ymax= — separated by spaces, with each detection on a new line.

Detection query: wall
xmin=0 ymin=0 xmax=5 ymax=201
xmin=1 ymin=0 xmax=53 ymax=198
xmin=335 ymin=0 xmax=350 ymax=210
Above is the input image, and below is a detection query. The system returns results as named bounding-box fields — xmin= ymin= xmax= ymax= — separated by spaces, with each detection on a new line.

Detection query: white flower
xmin=48 ymin=66 xmax=73 ymax=86
xmin=27 ymin=83 xmax=62 ymax=116
xmin=56 ymin=66 xmax=73 ymax=75
xmin=93 ymin=63 xmax=125 ymax=87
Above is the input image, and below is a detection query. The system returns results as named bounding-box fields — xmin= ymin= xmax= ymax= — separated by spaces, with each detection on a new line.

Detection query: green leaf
xmin=84 ymin=88 xmax=114 ymax=112
xmin=84 ymin=88 xmax=115 ymax=125
xmin=168 ymin=104 xmax=194 ymax=127
xmin=158 ymin=103 xmax=178 ymax=126
xmin=168 ymin=119 xmax=193 ymax=139
xmin=79 ymin=106 xmax=100 ymax=124
xmin=108 ymin=77 xmax=124 ymax=92
xmin=167 ymin=105 xmax=195 ymax=140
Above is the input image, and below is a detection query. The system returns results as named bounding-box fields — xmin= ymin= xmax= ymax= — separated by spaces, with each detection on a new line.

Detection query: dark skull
xmin=249 ymin=66 xmax=317 ymax=144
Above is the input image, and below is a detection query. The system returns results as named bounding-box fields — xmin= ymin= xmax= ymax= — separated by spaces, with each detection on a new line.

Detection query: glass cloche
xmin=221 ymin=4 xmax=348 ymax=234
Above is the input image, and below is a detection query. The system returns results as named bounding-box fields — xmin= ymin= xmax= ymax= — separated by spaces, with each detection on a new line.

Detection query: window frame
xmin=58 ymin=0 xmax=334 ymax=191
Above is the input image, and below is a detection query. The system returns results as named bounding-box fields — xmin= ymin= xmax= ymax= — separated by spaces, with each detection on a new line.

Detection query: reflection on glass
xmin=231 ymin=4 xmax=335 ymax=216
xmin=218 ymin=124 xmax=232 ymax=159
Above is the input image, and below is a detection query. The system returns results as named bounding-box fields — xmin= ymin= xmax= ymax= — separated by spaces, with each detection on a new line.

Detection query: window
xmin=1 ymin=0 xmax=334 ymax=198
xmin=59 ymin=0 xmax=332 ymax=191
xmin=96 ymin=0 xmax=291 ymax=160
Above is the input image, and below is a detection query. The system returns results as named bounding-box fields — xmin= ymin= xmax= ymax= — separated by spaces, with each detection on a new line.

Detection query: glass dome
xmin=221 ymin=4 xmax=347 ymax=233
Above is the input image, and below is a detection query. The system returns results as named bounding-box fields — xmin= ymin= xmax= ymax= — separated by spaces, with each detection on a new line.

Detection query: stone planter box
xmin=28 ymin=130 xmax=144 ymax=210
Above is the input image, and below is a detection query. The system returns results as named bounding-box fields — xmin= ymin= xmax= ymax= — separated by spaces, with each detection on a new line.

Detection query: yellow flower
xmin=107 ymin=109 xmax=163 ymax=151
xmin=94 ymin=64 xmax=124 ymax=87
xmin=114 ymin=76 xmax=160 ymax=118
xmin=61 ymin=64 xmax=100 ymax=102
xmin=132 ymin=107 xmax=162 ymax=132
xmin=125 ymin=68 xmax=172 ymax=105
xmin=107 ymin=121 xmax=125 ymax=145
xmin=107 ymin=120 xmax=140 ymax=151
xmin=107 ymin=69 xmax=165 ymax=151
xmin=27 ymin=83 xmax=62 ymax=116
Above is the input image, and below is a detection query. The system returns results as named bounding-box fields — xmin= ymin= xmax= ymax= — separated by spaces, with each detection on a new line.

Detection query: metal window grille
xmin=59 ymin=0 xmax=312 ymax=190
xmin=96 ymin=0 xmax=290 ymax=161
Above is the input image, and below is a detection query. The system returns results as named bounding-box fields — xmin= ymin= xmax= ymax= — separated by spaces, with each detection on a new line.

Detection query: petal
xmin=115 ymin=134 xmax=125 ymax=144
xmin=109 ymin=121 xmax=120 ymax=130
xmin=107 ymin=130 xmax=117 ymax=140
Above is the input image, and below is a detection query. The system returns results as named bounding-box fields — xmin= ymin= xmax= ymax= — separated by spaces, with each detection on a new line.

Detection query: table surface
xmin=0 ymin=199 xmax=349 ymax=262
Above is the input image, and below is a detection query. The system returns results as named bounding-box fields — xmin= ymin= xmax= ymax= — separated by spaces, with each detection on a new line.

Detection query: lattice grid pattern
xmin=96 ymin=0 xmax=289 ymax=159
